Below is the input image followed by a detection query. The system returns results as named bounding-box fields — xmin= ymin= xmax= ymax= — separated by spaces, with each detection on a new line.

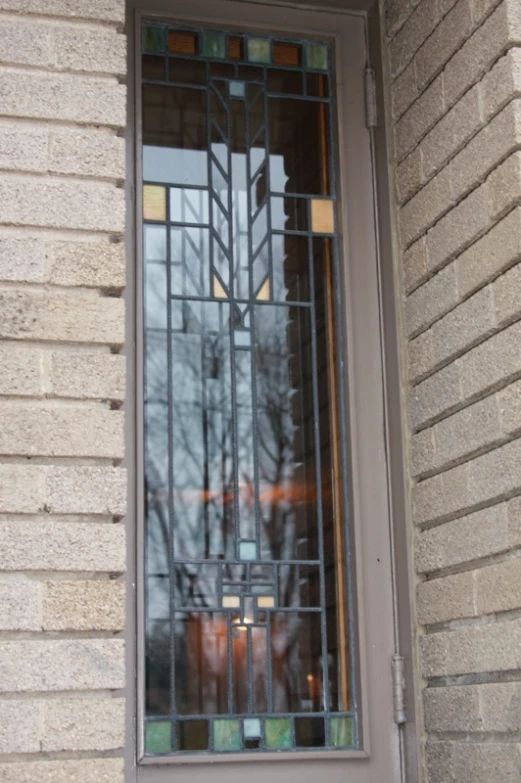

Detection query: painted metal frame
xmin=125 ymin=1 xmax=417 ymax=781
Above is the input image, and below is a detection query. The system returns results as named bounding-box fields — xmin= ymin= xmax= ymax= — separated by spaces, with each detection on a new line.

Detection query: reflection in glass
xmin=142 ymin=22 xmax=355 ymax=756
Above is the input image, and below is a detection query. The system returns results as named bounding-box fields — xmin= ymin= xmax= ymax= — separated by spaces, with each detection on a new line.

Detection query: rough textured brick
xmin=0 ymin=521 xmax=125 ymax=572
xmin=426 ymin=182 xmax=489 ymax=273
xmin=49 ymin=127 xmax=125 ymax=180
xmin=430 ymin=286 xmax=496 ymax=368
xmin=0 ymin=174 xmax=124 ymax=232
xmin=415 ymin=0 xmax=473 ymax=90
xmin=0 ymin=404 xmax=124 ymax=458
xmin=425 ymin=681 xmax=521 ymax=731
xmin=0 ymin=464 xmax=46 ymax=513
xmin=0 ymin=0 xmax=125 ymax=22
xmin=396 ymin=148 xmax=423 ymax=203
xmin=451 ymin=99 xmax=521 ymax=197
xmin=386 ymin=0 xmax=420 ymax=37
xmin=426 ymin=741 xmax=521 ymax=783
xmin=53 ymin=26 xmax=126 ymax=75
xmin=43 ymin=580 xmax=125 ymax=631
xmin=50 ymin=351 xmax=126 ymax=401
xmin=487 ymin=150 xmax=521 ymax=221
xmin=408 ymin=328 xmax=434 ymax=382
xmin=0 ymin=121 xmax=47 ymax=173
xmin=424 ymin=684 xmax=481 ymax=731
xmin=390 ymin=0 xmax=441 ymax=76
xmin=411 ymin=361 xmax=462 ymax=429
xmin=0 ymin=344 xmax=42 ymax=397
xmin=417 ymin=497 xmax=521 ymax=574
xmin=42 ymin=697 xmax=125 ymax=752
xmin=413 ymin=460 xmax=471 ymax=525
xmin=0 ymin=290 xmax=125 ymax=345
xmin=480 ymin=46 xmax=521 ymax=120
xmin=417 ymin=570 xmax=475 ymax=624
xmin=475 ymin=556 xmax=521 ymax=613
xmin=420 ymin=618 xmax=521 ymax=677
xmin=421 ymin=83 xmax=482 ymax=178
xmin=46 ymin=466 xmax=127 ymax=516
xmin=412 ymin=394 xmax=501 ymax=476
xmin=410 ymin=427 xmax=436 ymax=477
xmin=392 ymin=60 xmax=418 ymax=120
xmin=456 ymin=206 xmax=521 ymax=297
xmin=0 ymin=579 xmax=41 ymax=631
xmin=403 ymin=236 xmax=428 ymax=292
xmin=395 ymin=74 xmax=444 ymax=160
xmin=0 ymin=759 xmax=124 ymax=783
xmin=0 ymin=70 xmax=126 ymax=128
xmin=0 ymin=235 xmax=45 ymax=282
xmin=0 ymin=700 xmax=40 ymax=755
xmin=399 ymin=166 xmax=453 ymax=246
xmin=0 ymin=20 xmax=52 ymax=68
xmin=0 ymin=639 xmax=125 ymax=692
xmin=467 ymin=437 xmax=521 ymax=507
xmin=47 ymin=240 xmax=125 ymax=289
xmin=443 ymin=1 xmax=521 ymax=108
xmin=458 ymin=320 xmax=521 ymax=399
xmin=405 ymin=264 xmax=459 ymax=336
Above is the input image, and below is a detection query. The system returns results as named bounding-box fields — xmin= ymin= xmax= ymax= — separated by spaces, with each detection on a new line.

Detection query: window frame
xmin=124 ymin=1 xmax=419 ymax=781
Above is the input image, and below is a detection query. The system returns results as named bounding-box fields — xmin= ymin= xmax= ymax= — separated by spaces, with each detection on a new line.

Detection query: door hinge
xmin=391 ymin=654 xmax=406 ymax=725
xmin=364 ymin=65 xmax=377 ymax=129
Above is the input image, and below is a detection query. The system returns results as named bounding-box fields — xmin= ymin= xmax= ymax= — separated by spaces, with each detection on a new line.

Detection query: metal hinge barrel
xmin=392 ymin=654 xmax=406 ymax=725
xmin=364 ymin=65 xmax=377 ymax=129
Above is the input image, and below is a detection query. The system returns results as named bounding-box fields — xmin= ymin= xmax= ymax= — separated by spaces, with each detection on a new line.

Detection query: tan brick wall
xmin=384 ymin=0 xmax=521 ymax=779
xmin=0 ymin=1 xmax=127 ymax=780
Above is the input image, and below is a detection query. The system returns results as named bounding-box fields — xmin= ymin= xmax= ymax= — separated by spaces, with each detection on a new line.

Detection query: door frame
xmin=124 ymin=1 xmax=419 ymax=781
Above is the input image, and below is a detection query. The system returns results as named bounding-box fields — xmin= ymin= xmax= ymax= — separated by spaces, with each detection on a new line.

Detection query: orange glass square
xmin=311 ymin=198 xmax=334 ymax=234
xmin=273 ymin=42 xmax=300 ymax=67
xmin=143 ymin=185 xmax=166 ymax=221
xmin=168 ymin=30 xmax=196 ymax=55
xmin=229 ymin=36 xmax=243 ymax=60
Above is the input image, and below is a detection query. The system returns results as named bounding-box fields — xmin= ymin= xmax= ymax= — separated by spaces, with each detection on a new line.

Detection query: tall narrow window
xmin=141 ymin=21 xmax=356 ymax=756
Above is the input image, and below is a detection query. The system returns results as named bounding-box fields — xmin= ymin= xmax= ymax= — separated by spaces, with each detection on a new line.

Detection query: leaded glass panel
xmin=142 ymin=20 xmax=356 ymax=756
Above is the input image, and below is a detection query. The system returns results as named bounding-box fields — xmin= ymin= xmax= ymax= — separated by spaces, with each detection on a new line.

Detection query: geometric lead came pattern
xmin=142 ymin=19 xmax=356 ymax=755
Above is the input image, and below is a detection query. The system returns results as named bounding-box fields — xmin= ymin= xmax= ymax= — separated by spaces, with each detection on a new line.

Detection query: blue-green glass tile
xmin=247 ymin=38 xmax=271 ymax=64
xmin=265 ymin=718 xmax=292 ymax=749
xmin=202 ymin=31 xmax=226 ymax=59
xmin=142 ymin=25 xmax=166 ymax=53
xmin=244 ymin=717 xmax=262 ymax=738
xmin=306 ymin=43 xmax=328 ymax=71
xmin=239 ymin=541 xmax=256 ymax=560
xmin=330 ymin=717 xmax=354 ymax=748
xmin=229 ymin=80 xmax=246 ymax=98
xmin=214 ymin=719 xmax=241 ymax=751
xmin=145 ymin=721 xmax=171 ymax=754
xmin=234 ymin=329 xmax=251 ymax=347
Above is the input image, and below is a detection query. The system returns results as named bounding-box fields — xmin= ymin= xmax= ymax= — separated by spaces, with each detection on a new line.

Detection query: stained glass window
xmin=141 ymin=21 xmax=356 ymax=757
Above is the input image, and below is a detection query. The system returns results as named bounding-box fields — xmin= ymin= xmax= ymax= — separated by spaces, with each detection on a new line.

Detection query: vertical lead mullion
xmin=165 ymin=184 xmax=177 ymax=751
xmin=307 ymin=223 xmax=331 ymax=714
xmin=245 ymin=85 xmax=262 ymax=558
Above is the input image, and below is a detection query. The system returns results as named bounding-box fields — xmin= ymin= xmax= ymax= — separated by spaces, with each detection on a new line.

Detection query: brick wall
xmin=384 ymin=0 xmax=521 ymax=779
xmin=0 ymin=1 xmax=127 ymax=781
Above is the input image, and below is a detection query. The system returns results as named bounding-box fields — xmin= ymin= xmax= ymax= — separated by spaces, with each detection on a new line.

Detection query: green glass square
xmin=306 ymin=43 xmax=328 ymax=71
xmin=142 ymin=25 xmax=166 ymax=54
xmin=214 ymin=719 xmax=241 ymax=751
xmin=247 ymin=38 xmax=271 ymax=64
xmin=265 ymin=718 xmax=292 ymax=749
xmin=229 ymin=80 xmax=246 ymax=98
xmin=239 ymin=541 xmax=256 ymax=560
xmin=145 ymin=721 xmax=171 ymax=754
xmin=330 ymin=717 xmax=354 ymax=748
xmin=202 ymin=31 xmax=226 ymax=59
xmin=244 ymin=717 xmax=261 ymax=738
